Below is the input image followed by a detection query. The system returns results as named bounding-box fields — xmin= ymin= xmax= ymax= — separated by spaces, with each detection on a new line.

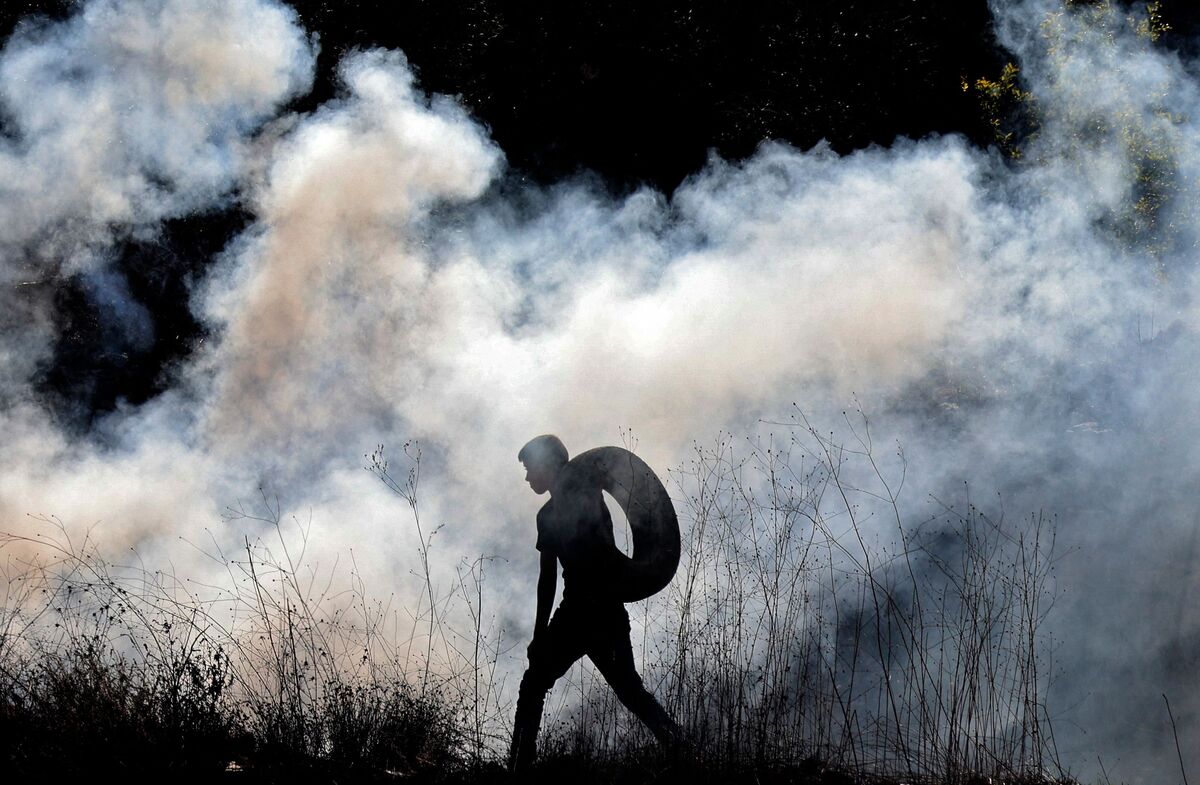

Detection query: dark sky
xmin=2 ymin=0 xmax=1195 ymax=426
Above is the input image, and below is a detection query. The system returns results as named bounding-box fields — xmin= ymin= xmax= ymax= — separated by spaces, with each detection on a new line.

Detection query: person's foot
xmin=507 ymin=727 xmax=537 ymax=775
xmin=659 ymin=723 xmax=696 ymax=766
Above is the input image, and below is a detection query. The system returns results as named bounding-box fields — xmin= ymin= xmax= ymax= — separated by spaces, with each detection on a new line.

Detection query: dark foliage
xmin=284 ymin=0 xmax=1005 ymax=192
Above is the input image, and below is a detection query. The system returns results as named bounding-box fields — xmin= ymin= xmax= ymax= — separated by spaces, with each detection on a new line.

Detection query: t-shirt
xmin=535 ymin=487 xmax=621 ymax=604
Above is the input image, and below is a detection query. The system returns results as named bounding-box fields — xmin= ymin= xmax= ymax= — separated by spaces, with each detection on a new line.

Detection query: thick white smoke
xmin=0 ymin=0 xmax=314 ymax=562
xmin=1 ymin=0 xmax=1197 ymax=780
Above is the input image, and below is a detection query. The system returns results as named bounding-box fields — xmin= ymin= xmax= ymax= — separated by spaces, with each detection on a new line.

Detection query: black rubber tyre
xmin=555 ymin=446 xmax=680 ymax=602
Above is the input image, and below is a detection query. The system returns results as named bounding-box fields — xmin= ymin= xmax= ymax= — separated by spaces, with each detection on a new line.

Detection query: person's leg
xmin=586 ymin=606 xmax=681 ymax=747
xmin=509 ymin=605 xmax=587 ymax=771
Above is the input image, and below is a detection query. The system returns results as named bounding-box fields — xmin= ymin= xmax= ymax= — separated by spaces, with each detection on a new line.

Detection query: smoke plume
xmin=1 ymin=0 xmax=1198 ymax=779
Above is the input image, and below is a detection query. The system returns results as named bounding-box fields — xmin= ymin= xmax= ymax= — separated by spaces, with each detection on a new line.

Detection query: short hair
xmin=518 ymin=434 xmax=569 ymax=468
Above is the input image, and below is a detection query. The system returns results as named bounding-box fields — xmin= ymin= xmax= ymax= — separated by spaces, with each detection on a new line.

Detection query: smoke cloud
xmin=1 ymin=0 xmax=1198 ymax=779
xmin=0 ymin=0 xmax=313 ymax=403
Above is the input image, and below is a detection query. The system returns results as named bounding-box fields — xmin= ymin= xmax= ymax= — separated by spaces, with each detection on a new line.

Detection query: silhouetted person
xmin=508 ymin=434 xmax=679 ymax=772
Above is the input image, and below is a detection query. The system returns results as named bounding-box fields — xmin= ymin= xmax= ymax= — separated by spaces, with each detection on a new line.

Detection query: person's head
xmin=518 ymin=434 xmax=568 ymax=495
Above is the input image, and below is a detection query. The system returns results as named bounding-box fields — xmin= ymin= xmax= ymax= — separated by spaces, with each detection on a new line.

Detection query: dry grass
xmin=0 ymin=418 xmax=1075 ymax=783
xmin=540 ymin=409 xmax=1066 ymax=783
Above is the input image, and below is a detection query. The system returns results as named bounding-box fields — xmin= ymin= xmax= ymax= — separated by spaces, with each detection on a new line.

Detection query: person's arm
xmin=529 ymin=551 xmax=557 ymax=657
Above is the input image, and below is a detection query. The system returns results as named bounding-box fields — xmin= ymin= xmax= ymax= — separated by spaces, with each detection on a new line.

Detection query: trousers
xmin=508 ymin=600 xmax=679 ymax=771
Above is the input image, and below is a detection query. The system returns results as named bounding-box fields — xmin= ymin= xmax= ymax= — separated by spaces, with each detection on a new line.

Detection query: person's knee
xmin=518 ymin=665 xmax=555 ymax=701
xmin=609 ymin=674 xmax=653 ymax=707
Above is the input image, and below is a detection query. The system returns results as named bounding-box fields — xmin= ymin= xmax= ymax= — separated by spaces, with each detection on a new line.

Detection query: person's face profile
xmin=523 ymin=459 xmax=556 ymax=495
